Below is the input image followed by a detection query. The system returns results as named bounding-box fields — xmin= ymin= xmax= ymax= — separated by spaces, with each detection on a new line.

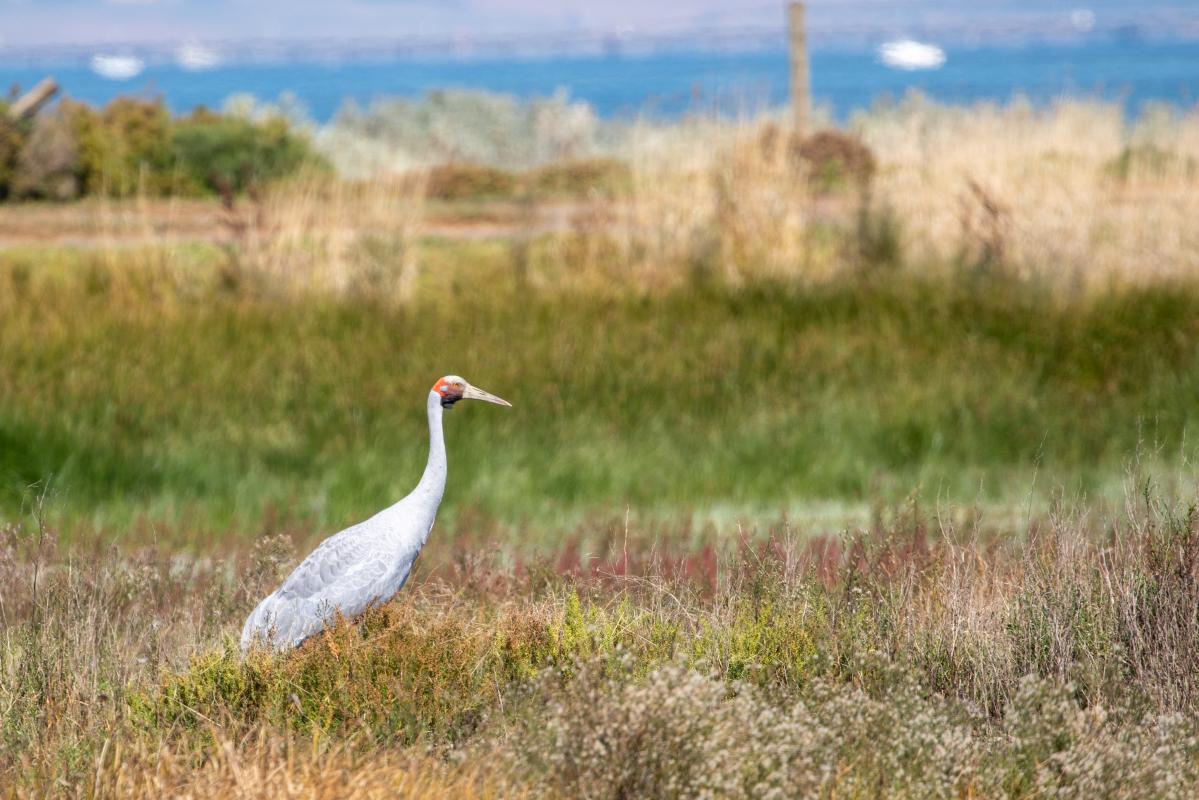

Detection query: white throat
xmin=415 ymin=390 xmax=448 ymax=505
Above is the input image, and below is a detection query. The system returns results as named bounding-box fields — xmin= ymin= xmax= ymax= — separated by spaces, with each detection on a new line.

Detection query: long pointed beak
xmin=462 ymin=384 xmax=512 ymax=407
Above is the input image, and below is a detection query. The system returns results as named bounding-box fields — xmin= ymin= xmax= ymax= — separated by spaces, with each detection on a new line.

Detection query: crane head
xmin=432 ymin=375 xmax=512 ymax=410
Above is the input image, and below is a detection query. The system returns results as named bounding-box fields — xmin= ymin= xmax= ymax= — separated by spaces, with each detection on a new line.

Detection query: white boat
xmin=176 ymin=43 xmax=221 ymax=71
xmin=90 ymin=54 xmax=145 ymax=80
xmin=1071 ymin=9 xmax=1096 ymax=33
xmin=877 ymin=39 xmax=946 ymax=71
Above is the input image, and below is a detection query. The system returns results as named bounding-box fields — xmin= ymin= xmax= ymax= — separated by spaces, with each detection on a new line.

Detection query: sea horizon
xmin=3 ymin=36 xmax=1197 ymax=122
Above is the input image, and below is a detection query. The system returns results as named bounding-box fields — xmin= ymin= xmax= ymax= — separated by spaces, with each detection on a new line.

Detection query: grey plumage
xmin=240 ymin=376 xmax=509 ymax=652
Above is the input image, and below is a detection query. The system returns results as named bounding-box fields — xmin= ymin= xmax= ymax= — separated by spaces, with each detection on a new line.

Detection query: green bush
xmin=70 ymin=97 xmax=173 ymax=196
xmin=170 ymin=110 xmax=325 ymax=195
xmin=1 ymin=96 xmax=322 ymax=200
xmin=0 ymin=108 xmax=28 ymax=199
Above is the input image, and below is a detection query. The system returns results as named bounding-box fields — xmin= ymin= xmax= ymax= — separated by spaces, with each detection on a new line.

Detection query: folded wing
xmin=240 ymin=523 xmax=397 ymax=651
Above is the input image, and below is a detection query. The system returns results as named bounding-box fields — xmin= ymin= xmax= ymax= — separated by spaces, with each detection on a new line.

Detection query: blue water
xmin=2 ymin=40 xmax=1197 ymax=121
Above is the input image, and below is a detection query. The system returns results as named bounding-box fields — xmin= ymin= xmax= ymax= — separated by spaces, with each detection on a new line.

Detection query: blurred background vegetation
xmin=0 ymin=94 xmax=324 ymax=201
xmin=2 ymin=92 xmax=1199 ymax=543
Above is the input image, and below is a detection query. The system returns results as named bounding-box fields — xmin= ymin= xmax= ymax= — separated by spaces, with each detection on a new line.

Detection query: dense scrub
xmin=5 ymin=498 xmax=1199 ymax=796
xmin=0 ymin=95 xmax=323 ymax=200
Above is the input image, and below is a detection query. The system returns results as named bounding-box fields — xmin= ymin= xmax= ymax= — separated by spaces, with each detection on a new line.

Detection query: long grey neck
xmin=414 ymin=390 xmax=448 ymax=505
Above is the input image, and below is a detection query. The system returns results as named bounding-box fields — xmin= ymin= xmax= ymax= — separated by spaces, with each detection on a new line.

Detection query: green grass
xmin=3 ymin=245 xmax=1199 ymax=540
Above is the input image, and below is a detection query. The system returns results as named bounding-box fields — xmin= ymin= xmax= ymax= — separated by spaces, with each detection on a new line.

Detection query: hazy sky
xmin=4 ymin=0 xmax=770 ymax=44
xmin=1 ymin=0 xmax=1195 ymax=47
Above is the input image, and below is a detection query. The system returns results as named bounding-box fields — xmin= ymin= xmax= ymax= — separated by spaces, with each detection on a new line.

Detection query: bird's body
xmin=240 ymin=377 xmax=508 ymax=652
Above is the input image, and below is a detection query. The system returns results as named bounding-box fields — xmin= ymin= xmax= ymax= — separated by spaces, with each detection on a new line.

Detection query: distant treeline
xmin=0 ymin=96 xmax=324 ymax=201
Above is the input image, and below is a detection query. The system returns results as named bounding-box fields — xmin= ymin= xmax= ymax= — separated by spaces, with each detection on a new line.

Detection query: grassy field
xmin=3 ymin=243 xmax=1199 ymax=541
xmin=4 ymin=99 xmax=1199 ymax=796
xmin=6 ymin=498 xmax=1199 ymax=796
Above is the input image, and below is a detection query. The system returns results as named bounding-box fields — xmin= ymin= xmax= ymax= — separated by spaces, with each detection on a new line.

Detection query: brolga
xmin=240 ymin=375 xmax=510 ymax=652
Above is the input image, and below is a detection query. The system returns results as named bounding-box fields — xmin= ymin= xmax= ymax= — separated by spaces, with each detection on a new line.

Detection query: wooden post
xmin=8 ymin=78 xmax=59 ymax=120
xmin=788 ymin=2 xmax=811 ymax=136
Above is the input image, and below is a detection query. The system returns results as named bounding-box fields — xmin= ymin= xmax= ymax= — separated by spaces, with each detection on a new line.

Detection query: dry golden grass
xmin=860 ymin=100 xmax=1199 ymax=287
xmin=90 ymin=737 xmax=513 ymax=800
xmin=595 ymin=100 xmax=1199 ymax=289
xmin=7 ymin=494 xmax=1199 ymax=797
xmin=7 ymin=98 xmax=1195 ymax=297
xmin=214 ymin=170 xmax=429 ymax=299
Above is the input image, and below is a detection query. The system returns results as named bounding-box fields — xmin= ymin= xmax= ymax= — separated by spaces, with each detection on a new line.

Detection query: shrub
xmin=11 ymin=105 xmax=81 ymax=200
xmin=321 ymin=89 xmax=600 ymax=175
xmin=791 ymin=129 xmax=877 ymax=193
xmin=0 ymin=97 xmax=322 ymax=201
xmin=510 ymin=661 xmax=979 ymax=799
xmin=425 ymin=162 xmax=517 ymax=200
xmin=170 ymin=112 xmax=324 ymax=195
xmin=0 ymin=110 xmax=26 ymax=199
xmin=506 ymin=661 xmax=1199 ymax=799
xmin=71 ymin=97 xmax=172 ymax=196
xmin=525 ymin=158 xmax=631 ymax=197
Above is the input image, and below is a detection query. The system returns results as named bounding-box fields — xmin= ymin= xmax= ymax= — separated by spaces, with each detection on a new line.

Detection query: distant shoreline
xmin=2 ymin=38 xmax=1197 ymax=123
